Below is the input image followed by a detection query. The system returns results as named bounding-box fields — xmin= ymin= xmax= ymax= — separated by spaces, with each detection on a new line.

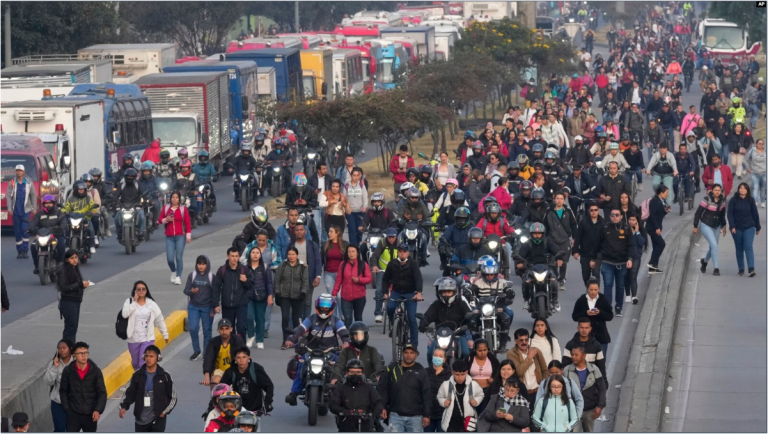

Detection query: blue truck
xmin=223 ymin=48 xmax=303 ymax=103
xmin=163 ymin=60 xmax=258 ymax=145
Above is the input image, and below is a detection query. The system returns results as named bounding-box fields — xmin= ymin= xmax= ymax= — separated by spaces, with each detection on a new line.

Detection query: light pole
xmin=294 ymin=1 xmax=299 ymax=32
xmin=4 ymin=5 xmax=11 ymax=67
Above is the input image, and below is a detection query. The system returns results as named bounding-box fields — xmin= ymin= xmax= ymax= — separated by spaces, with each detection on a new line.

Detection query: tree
xmin=122 ymin=2 xmax=247 ymax=56
xmin=2 ymin=2 xmax=120 ymax=62
xmin=708 ymin=2 xmax=767 ymax=46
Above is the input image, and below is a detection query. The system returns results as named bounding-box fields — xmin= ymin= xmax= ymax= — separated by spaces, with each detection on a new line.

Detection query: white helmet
xmin=250 ymin=206 xmax=268 ymax=226
xmin=399 ymin=182 xmax=414 ymax=195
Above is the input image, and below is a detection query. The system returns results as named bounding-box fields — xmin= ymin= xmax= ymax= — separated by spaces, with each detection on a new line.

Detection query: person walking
xmin=425 ymin=348 xmax=452 ymax=432
xmin=344 ymin=168 xmax=369 ymax=245
xmin=466 ymin=339 xmax=501 ymax=415
xmin=693 ymin=185 xmax=728 ymax=276
xmin=531 ymin=374 xmax=579 ymax=432
xmin=645 ymin=186 xmax=671 ymax=274
xmin=746 ymin=139 xmax=766 ymax=207
xmin=243 ymin=246 xmax=273 ymax=349
xmin=530 ymin=319 xmax=562 ymax=367
xmin=213 ymin=248 xmax=253 ymax=339
xmin=727 ymin=182 xmax=761 ymax=277
xmin=6 ymin=164 xmax=37 ymax=258
xmin=202 ymin=319 xmax=246 ymax=386
xmin=121 ymin=281 xmax=169 ymax=371
xmin=507 ymin=328 xmax=549 ymax=411
xmin=59 ymin=342 xmax=107 ymax=432
xmin=573 ymin=203 xmax=605 ymax=286
xmin=221 ymin=347 xmax=274 ymax=414
xmin=562 ymin=317 xmax=607 ymax=379
xmin=624 ymin=215 xmax=647 ymax=305
xmin=562 ymin=347 xmax=607 ymax=432
xmin=183 ymin=255 xmax=215 ymax=361
xmin=45 ymin=339 xmax=74 ymax=432
xmin=118 ymin=346 xmax=177 ymax=432
xmin=702 ymin=153 xmax=734 ymax=197
xmin=436 ymin=359 xmax=485 ymax=432
xmin=274 ymin=247 xmax=310 ymax=349
xmin=320 ymin=180 xmax=351 ymax=235
xmin=478 ymin=377 xmax=531 ymax=432
xmin=593 ymin=210 xmax=635 ymax=317
xmin=287 ymin=222 xmax=322 ymax=319
xmin=728 ymin=123 xmax=752 ymax=180
xmin=157 ymin=191 xmax=192 ymax=285
xmin=379 ymin=344 xmax=432 ymax=432
xmin=332 ymin=244 xmax=372 ymax=329
xmin=321 ymin=225 xmax=348 ymax=315
xmin=57 ymin=249 xmax=90 ymax=343
xmin=391 ymin=144 xmax=416 ymax=194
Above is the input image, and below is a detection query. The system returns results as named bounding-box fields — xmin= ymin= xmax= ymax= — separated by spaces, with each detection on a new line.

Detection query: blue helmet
xmin=197 ymin=150 xmax=210 ymax=163
xmin=478 ymin=255 xmax=499 ymax=279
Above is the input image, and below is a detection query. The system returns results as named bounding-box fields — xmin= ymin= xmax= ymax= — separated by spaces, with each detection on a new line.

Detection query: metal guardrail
xmin=11 ymin=54 xmax=113 ymax=65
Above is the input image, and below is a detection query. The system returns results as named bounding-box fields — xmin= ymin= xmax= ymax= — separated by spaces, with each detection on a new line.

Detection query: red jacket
xmin=489 ymin=186 xmax=513 ymax=210
xmin=476 ymin=217 xmax=514 ymax=237
xmin=702 ymin=164 xmax=734 ymax=198
xmin=141 ymin=139 xmax=161 ymax=164
xmin=389 ymin=155 xmax=415 ymax=183
xmin=205 ymin=416 xmax=235 ymax=432
xmin=569 ymin=78 xmax=582 ymax=93
xmin=331 ymin=260 xmax=372 ymax=301
xmin=157 ymin=204 xmax=192 ymax=237
xmin=596 ymin=74 xmax=609 ymax=89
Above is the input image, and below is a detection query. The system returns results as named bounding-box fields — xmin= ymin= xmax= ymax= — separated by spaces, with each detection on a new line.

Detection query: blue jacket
xmin=138 ymin=176 xmax=160 ymax=196
xmin=192 ymin=162 xmax=217 ymax=183
xmin=727 ymin=194 xmax=761 ymax=232
xmin=276 ymin=221 xmax=313 ymax=260
xmin=441 ymin=224 xmax=471 ymax=251
xmin=249 ymin=262 xmax=274 ymax=299
xmin=631 ymin=231 xmax=645 ymax=260
xmin=289 ymin=239 xmax=323 ymax=281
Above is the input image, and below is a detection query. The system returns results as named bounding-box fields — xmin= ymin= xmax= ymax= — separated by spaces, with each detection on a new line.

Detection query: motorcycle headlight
xmin=520 ymin=236 xmax=530 ymax=244
xmin=307 ymin=153 xmax=317 ymax=159
xmin=335 ymin=145 xmax=342 ymax=151
xmin=369 ymin=236 xmax=381 ymax=249
xmin=160 ymin=183 xmax=168 ymax=191
xmin=198 ymin=185 xmax=205 ymax=192
xmin=488 ymin=241 xmax=499 ymax=250
xmin=310 ymin=358 xmax=324 ymax=374
xmin=533 ymin=271 xmax=548 ymax=282
xmin=239 ymin=174 xmax=250 ymax=181
xmin=437 ymin=336 xmax=452 ymax=349
xmin=70 ymin=218 xmax=82 ymax=228
xmin=38 ymin=235 xmax=51 ymax=246
xmin=406 ymin=229 xmax=418 ymax=240
xmin=515 ymin=229 xmax=522 ymax=235
xmin=122 ymin=211 xmax=133 ymax=220
xmin=481 ymin=303 xmax=494 ymax=317
xmin=596 ymin=161 xmax=603 ymax=168
xmin=274 ymin=167 xmax=281 ymax=173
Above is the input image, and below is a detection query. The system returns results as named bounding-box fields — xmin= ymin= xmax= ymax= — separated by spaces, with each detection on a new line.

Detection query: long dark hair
xmin=248 ymin=246 xmax=265 ymax=272
xmin=628 ymin=214 xmax=649 ymax=252
xmin=531 ymin=318 xmax=558 ymax=359
xmin=340 ymin=244 xmax=366 ymax=278
xmin=545 ymin=374 xmax=570 ymax=405
xmin=131 ymin=280 xmax=154 ymax=301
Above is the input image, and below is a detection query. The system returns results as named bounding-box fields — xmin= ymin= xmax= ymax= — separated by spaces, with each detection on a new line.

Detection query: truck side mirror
xmin=321 ymin=82 xmax=328 ymax=96
xmin=47 ymin=160 xmax=55 ymax=170
xmin=241 ymin=96 xmax=249 ymax=112
xmin=62 ymin=156 xmax=71 ymax=168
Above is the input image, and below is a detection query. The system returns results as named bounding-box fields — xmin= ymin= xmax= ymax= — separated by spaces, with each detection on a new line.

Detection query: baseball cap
xmin=403 ymin=343 xmax=419 ymax=354
xmin=385 ymin=228 xmax=398 ymax=237
xmin=11 ymin=412 xmax=28 ymax=428
xmin=218 ymin=318 xmax=233 ymax=329
xmin=397 ymin=243 xmax=409 ymax=251
xmin=14 ymin=164 xmax=24 ymax=171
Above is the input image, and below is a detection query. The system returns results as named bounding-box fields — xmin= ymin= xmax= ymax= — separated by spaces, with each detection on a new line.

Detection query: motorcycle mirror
xmin=418 ymin=152 xmax=427 ymax=159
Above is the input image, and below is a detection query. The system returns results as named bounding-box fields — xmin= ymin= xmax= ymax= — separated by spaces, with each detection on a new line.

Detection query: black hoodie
xmin=184 ymin=255 xmax=214 ymax=307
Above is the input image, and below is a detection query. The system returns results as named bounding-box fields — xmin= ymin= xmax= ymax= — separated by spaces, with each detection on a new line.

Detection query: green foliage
xmin=708 ymin=2 xmax=767 ymax=46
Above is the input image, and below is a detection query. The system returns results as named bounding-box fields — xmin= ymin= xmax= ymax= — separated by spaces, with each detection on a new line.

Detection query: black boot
xmin=285 ymin=392 xmax=298 ymax=406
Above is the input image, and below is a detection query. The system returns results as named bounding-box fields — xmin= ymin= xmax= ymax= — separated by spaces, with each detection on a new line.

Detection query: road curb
xmin=101 ymin=310 xmax=188 ymax=397
xmin=612 ymin=214 xmax=695 ymax=432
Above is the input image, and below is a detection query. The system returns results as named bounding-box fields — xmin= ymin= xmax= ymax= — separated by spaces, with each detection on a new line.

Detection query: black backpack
xmin=115 ymin=304 xmax=129 ymax=340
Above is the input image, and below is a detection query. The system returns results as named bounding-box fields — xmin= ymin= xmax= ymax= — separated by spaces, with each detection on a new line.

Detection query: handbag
xmin=740 ymin=147 xmax=747 ymax=155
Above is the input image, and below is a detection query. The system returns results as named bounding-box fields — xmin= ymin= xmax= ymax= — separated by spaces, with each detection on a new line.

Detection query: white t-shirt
xmin=132 ymin=304 xmax=152 ymax=342
xmin=317 ymin=177 xmax=326 ymax=195
xmin=295 ymin=240 xmax=308 ymax=265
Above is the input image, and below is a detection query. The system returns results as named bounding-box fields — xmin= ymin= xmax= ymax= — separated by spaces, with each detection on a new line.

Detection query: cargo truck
xmin=224 ymin=48 xmax=303 ymax=103
xmin=257 ymin=67 xmax=277 ymax=101
xmin=1 ymin=60 xmax=112 ymax=104
xmin=299 ymin=49 xmax=333 ymax=101
xmin=381 ymin=26 xmax=436 ymax=61
xmin=134 ymin=72 xmax=232 ymax=169
xmin=77 ymin=43 xmax=177 ymax=83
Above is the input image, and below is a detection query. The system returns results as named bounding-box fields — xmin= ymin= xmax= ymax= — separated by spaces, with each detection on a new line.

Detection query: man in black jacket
xmin=383 ymin=245 xmax=424 ymax=347
xmin=202 ymin=318 xmax=247 ymax=386
xmin=59 ymin=342 xmax=107 ymax=432
xmin=561 ymin=319 xmax=608 ymax=379
xmin=212 ymin=248 xmax=253 ymax=339
xmin=330 ymin=359 xmax=385 ymax=432
xmin=573 ymin=204 xmax=605 ymax=285
xmin=596 ymin=161 xmax=631 ymax=212
xmin=593 ymin=210 xmax=635 ymax=317
xmin=378 ymin=344 xmax=431 ymax=431
xmin=308 ymin=162 xmax=333 ymax=242
xmin=221 ymin=347 xmax=274 ymax=414
xmin=119 ymin=346 xmax=177 ymax=432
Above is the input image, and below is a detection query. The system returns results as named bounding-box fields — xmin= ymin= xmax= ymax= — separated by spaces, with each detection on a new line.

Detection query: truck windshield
xmin=303 ymin=76 xmax=316 ymax=99
xmin=379 ymin=59 xmax=395 ymax=83
xmin=152 ymin=118 xmax=197 ymax=146
xmin=362 ymin=59 xmax=371 ymax=81
xmin=1 ymin=156 xmax=38 ymax=182
xmin=703 ymin=26 xmax=744 ymax=50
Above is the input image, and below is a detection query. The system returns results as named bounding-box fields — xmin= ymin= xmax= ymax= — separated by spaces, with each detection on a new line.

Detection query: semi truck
xmin=224 ymin=48 xmax=304 ymax=103
xmin=134 ymin=72 xmax=232 ymax=168
xmin=381 ymin=26 xmax=436 ymax=61
xmin=0 ymin=60 xmax=112 ymax=103
xmin=77 ymin=43 xmax=177 ymax=83
xmin=163 ymin=60 xmax=259 ymax=145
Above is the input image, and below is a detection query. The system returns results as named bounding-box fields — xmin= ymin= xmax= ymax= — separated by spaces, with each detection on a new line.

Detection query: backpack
xmin=162 ymin=204 xmax=189 ymax=233
xmin=191 ymin=269 xmax=214 ymax=288
xmin=115 ymin=302 xmax=129 ymax=340
xmin=231 ymin=362 xmax=258 ymax=386
xmin=640 ymin=197 xmax=652 ymax=221
xmin=537 ymin=388 xmax=572 ymax=423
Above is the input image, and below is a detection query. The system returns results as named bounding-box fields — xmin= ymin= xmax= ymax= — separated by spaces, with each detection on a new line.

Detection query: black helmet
xmin=406 ymin=168 xmax=419 ymax=181
xmin=454 ymin=207 xmax=471 ymax=228
xmin=88 ymin=167 xmax=102 ymax=180
xmin=73 ymin=180 xmax=87 ymax=198
xmin=533 ymin=159 xmax=545 ymax=169
xmin=122 ymin=153 xmax=134 ymax=164
xmin=520 ymin=180 xmax=533 ymax=195
xmin=348 ymin=322 xmax=369 ymax=350
xmin=451 ymin=189 xmax=466 ymax=206
xmin=531 ymin=188 xmax=545 ymax=201
xmin=346 ymin=358 xmax=366 ymax=372
xmin=159 ymin=149 xmax=171 ymax=163
xmin=419 ymin=164 xmax=433 ymax=176
xmin=468 ymin=227 xmax=484 ymax=248
xmin=124 ymin=168 xmax=138 ymax=181
xmin=486 ymin=202 xmax=502 ymax=222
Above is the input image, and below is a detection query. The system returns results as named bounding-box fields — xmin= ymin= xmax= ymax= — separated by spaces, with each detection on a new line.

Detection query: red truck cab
xmin=1 ymin=134 xmax=59 ymax=226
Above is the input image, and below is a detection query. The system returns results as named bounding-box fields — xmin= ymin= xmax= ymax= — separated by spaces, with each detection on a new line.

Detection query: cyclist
xmin=589 ymin=132 xmax=609 ymax=156
xmin=565 ymin=135 xmax=594 ymax=168
xmin=673 ymin=141 xmax=697 ymax=204
xmin=601 ymin=143 xmax=631 ymax=173
xmin=438 ymin=207 xmax=473 ymax=275
xmin=624 ymin=142 xmax=646 ymax=192
xmin=284 ymin=294 xmax=350 ymax=406
xmin=382 ymin=244 xmax=424 ymax=348
xmin=330 ymin=359 xmax=385 ymax=433
xmin=514 ymin=223 xmax=565 ymax=312
xmin=333 ymin=322 xmax=386 ymax=383
xmin=420 ymin=277 xmax=473 ymax=363
xmin=469 ymin=256 xmax=514 ymax=341
xmin=564 ymin=164 xmax=596 ymax=215
xmin=370 ymin=228 xmax=399 ymax=323
xmin=644 ymin=143 xmax=679 ymax=203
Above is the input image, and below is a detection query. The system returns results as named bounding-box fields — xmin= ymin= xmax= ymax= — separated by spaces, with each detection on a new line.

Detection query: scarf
xmin=501 ymin=392 xmax=530 ymax=408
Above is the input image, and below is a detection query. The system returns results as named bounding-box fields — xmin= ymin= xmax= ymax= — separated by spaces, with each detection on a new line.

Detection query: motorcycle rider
xmin=88 ymin=167 xmax=113 ymax=238
xmin=469 ymin=256 xmax=514 ymax=347
xmin=450 ymin=227 xmax=493 ymax=275
xmin=115 ymin=168 xmax=146 ymax=242
xmin=420 ymin=277 xmax=474 ymax=363
xmin=529 ymin=143 xmax=546 ymax=163
xmin=252 ymin=132 xmax=270 ymax=161
xmin=30 ymin=194 xmax=67 ymax=273
xmin=333 ymin=322 xmax=386 ymax=382
xmin=517 ymin=154 xmax=535 ymax=181
xmin=564 ymin=165 xmax=597 ymax=213
xmin=81 ymin=173 xmax=103 ymax=247
xmin=265 ymin=139 xmax=294 ymax=191
xmin=234 ymin=207 xmax=277 ymax=254
xmin=589 ymin=132 xmax=609 ymax=157
xmin=204 ymin=390 xmax=242 ymax=432
xmin=542 ymin=150 xmax=564 ymax=180
xmin=436 ymin=189 xmax=467 ymax=227
xmin=360 ymin=192 xmax=396 ymax=262
xmin=62 ymin=180 xmax=98 ymax=254
xmin=193 ymin=150 xmax=218 ymax=209
xmin=466 ymin=142 xmax=488 ymax=173
xmin=399 ymin=187 xmax=431 ymax=266
xmin=115 ymin=153 xmax=137 ymax=182
xmin=507 ymin=162 xmax=524 ymax=195
xmin=519 ymin=188 xmax=550 ymax=226
xmin=510 ymin=181 xmax=534 ymax=225
xmin=138 ymin=161 xmax=161 ymax=224
xmin=418 ymin=165 xmax=438 ymax=205
xmin=155 ymin=149 xmax=176 ymax=180
xmin=284 ymin=294 xmax=350 ymax=406
xmin=174 ymin=159 xmax=202 ymax=216
xmin=370 ymin=228 xmax=399 ymax=323
xmin=330 ymin=359 xmax=385 ymax=433
xmin=233 ymin=143 xmax=258 ymax=203
xmin=515 ymin=223 xmax=565 ymax=312
xmin=565 ymin=135 xmax=594 ymax=168
xmin=405 ymin=168 xmax=430 ymax=199
xmin=438 ymin=207 xmax=472 ymax=275
xmin=476 ymin=202 xmax=514 ymax=272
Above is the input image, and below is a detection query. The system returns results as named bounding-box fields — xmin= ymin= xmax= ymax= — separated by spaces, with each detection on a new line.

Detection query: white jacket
xmin=437 ymin=376 xmax=485 ymax=431
xmin=44 ymin=357 xmax=71 ymax=403
xmin=121 ymin=297 xmax=169 ymax=344
xmin=530 ymin=334 xmax=563 ymax=367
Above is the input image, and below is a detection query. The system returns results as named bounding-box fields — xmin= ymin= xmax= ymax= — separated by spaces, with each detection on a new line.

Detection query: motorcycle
xmin=364 ymin=228 xmax=384 ymax=289
xmin=140 ymin=191 xmax=157 ymax=241
xmin=197 ymin=183 xmax=214 ymax=224
xmin=484 ymin=234 xmax=513 ymax=279
xmin=416 ymin=317 xmax=473 ymax=367
xmin=269 ymin=160 xmax=290 ymax=197
xmin=118 ymin=206 xmax=142 ymax=255
xmin=157 ymin=180 xmax=170 ymax=210
xmin=290 ymin=340 xmax=342 ymax=427
xmin=237 ymin=170 xmax=257 ymax=212
xmin=515 ymin=255 xmax=557 ymax=319
xmin=254 ymin=160 xmax=267 ymax=198
xmin=302 ymin=148 xmax=323 ymax=179
xmin=35 ymin=227 xmax=60 ymax=285
xmin=396 ymin=220 xmax=433 ymax=266
xmin=468 ymin=284 xmax=515 ymax=354
xmin=67 ymin=210 xmax=95 ymax=263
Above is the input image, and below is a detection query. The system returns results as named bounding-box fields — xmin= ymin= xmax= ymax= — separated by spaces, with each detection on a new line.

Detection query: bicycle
xmin=676 ymin=173 xmax=694 ymax=216
xmin=373 ymin=295 xmax=423 ymax=363
xmin=628 ymin=170 xmax=639 ymax=204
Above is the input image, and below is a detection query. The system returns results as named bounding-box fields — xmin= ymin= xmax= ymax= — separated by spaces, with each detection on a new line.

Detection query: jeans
xmin=649 ymin=231 xmax=666 ymax=267
xmin=699 ymin=223 xmax=722 ymax=269
xmin=732 ymin=227 xmax=756 ymax=271
xmin=115 ymin=208 xmax=146 ymax=236
xmin=423 ymin=418 xmax=443 ymax=432
xmin=673 ymin=173 xmax=694 ymax=200
xmin=624 ymin=261 xmax=640 ymax=298
xmin=630 ymin=166 xmax=643 ymax=184
xmin=387 ymin=291 xmax=419 ymax=347
xmin=222 ymin=304 xmax=249 ymax=339
xmin=59 ymin=299 xmax=81 ymax=343
xmin=663 ymin=127 xmax=675 ymax=152
xmin=187 ymin=303 xmax=213 ymax=354
xmin=291 ymin=352 xmax=338 ymax=393
xmin=31 ymin=239 xmax=66 ymax=269
xmin=388 ymin=413 xmax=424 ymax=433
xmin=324 ymin=272 xmax=343 ymax=320
xmin=346 ymin=212 xmax=364 ymax=245
xmin=602 ymin=342 xmax=609 ymax=359
xmin=314 ymin=208 xmax=327 ymax=243
xmin=751 ymin=173 xmax=767 ymax=204
xmin=374 ymin=271 xmax=385 ymax=315
xmin=340 ymin=297 xmax=366 ymax=329
xmin=51 ymin=400 xmax=68 ymax=432
xmin=165 ymin=235 xmax=186 ymax=278
xmin=652 ymin=173 xmax=675 ymax=201
xmin=246 ymin=299 xmax=268 ymax=342
xmin=280 ymin=297 xmax=303 ymax=341
xmin=127 ymin=340 xmax=155 ymax=371
xmin=749 ymin=103 xmax=760 ymax=129
xmin=721 ymin=143 xmax=730 ymax=166
xmin=600 ymin=263 xmax=627 ymax=309
xmin=12 ymin=212 xmax=30 ymax=252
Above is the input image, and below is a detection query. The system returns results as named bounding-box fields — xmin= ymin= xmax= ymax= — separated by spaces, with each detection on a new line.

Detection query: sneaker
xmin=624 ymin=295 xmax=632 ymax=303
xmin=246 ymin=336 xmax=255 ymax=348
xmin=171 ymin=272 xmax=177 ymax=283
xmin=89 ymin=247 xmax=96 ymax=254
xmin=33 ymin=269 xmax=39 ymax=275
xmin=94 ymin=238 xmax=100 ymax=247
xmin=712 ymin=268 xmax=720 ymax=276
xmin=16 ymin=252 xmax=22 ymax=259
xmin=285 ymin=393 xmax=298 ymax=406
xmin=632 ymin=296 xmax=639 ymax=305
xmin=190 ymin=351 xmax=201 ymax=361
xmin=749 ymin=268 xmax=756 ymax=277
xmin=174 ymin=276 xmax=182 ymax=285
xmin=256 ymin=342 xmax=264 ymax=349
xmin=106 ymin=229 xmax=113 ymax=238
xmin=638 ymin=184 xmax=643 ymax=191
xmin=523 ymin=300 xmax=530 ymax=311
xmin=615 ymin=306 xmax=623 ymax=317
xmin=648 ymin=266 xmax=663 ymax=274
xmin=419 ymin=259 xmax=429 ymax=267
xmin=738 ymin=269 xmax=745 ymax=276
xmin=375 ymin=315 xmax=383 ymax=323
xmin=700 ymin=259 xmax=708 ymax=273
xmin=762 ymin=203 xmax=766 ymax=209
xmin=553 ymin=302 xmax=561 ymax=312
xmin=559 ymin=280 xmax=566 ymax=291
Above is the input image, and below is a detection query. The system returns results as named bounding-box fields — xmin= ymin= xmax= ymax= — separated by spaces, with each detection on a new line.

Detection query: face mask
xmin=432 ymin=357 xmax=444 ymax=367
xmin=347 ymin=374 xmax=363 ymax=386
xmin=44 ymin=205 xmax=54 ymax=213
xmin=223 ymin=409 xmax=237 ymax=418
xmin=276 ymin=149 xmax=282 ymax=154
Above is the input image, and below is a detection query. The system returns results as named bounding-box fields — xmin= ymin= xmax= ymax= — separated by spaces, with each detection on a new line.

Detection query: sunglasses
xmin=610 ymin=213 xmax=622 ymax=217
xmin=589 ymin=209 xmax=600 ymax=212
